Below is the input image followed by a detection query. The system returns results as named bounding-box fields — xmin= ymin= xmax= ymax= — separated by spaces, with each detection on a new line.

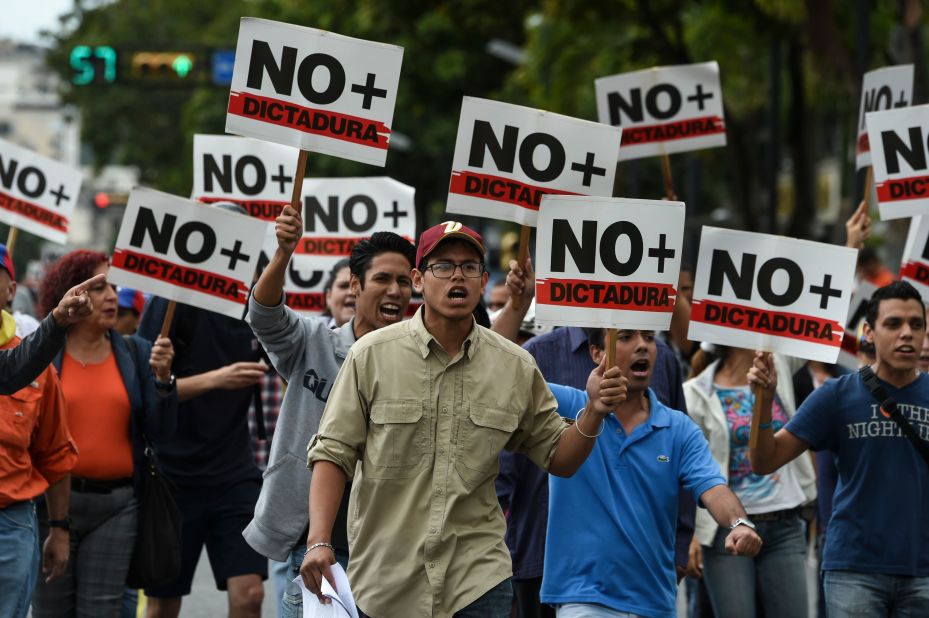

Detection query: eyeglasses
xmin=422 ymin=261 xmax=484 ymax=279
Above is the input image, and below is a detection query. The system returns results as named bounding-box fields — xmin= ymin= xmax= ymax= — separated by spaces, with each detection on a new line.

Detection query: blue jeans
xmin=281 ymin=545 xmax=349 ymax=618
xmin=0 ymin=501 xmax=40 ymax=618
xmin=823 ymin=570 xmax=929 ymax=617
xmin=702 ymin=514 xmax=809 ymax=618
xmin=556 ymin=603 xmax=643 ymax=617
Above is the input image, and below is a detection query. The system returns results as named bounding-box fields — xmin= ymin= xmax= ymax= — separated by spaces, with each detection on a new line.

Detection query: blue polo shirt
xmin=541 ymin=385 xmax=724 ymax=618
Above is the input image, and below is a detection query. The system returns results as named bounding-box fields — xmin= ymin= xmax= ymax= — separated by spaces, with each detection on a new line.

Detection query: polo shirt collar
xmin=605 ymin=388 xmax=671 ymax=434
xmin=409 ymin=305 xmax=479 ymax=360
xmin=567 ymin=326 xmax=588 ymax=353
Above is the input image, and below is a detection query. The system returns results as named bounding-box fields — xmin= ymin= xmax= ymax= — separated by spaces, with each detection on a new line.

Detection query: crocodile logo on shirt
xmin=657 ymin=455 xmax=670 ymax=463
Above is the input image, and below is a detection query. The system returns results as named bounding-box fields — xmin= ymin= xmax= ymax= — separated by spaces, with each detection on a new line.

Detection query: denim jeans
xmin=702 ymin=514 xmax=809 ymax=618
xmin=823 ymin=570 xmax=929 ymax=617
xmin=281 ymin=545 xmax=349 ymax=618
xmin=0 ymin=501 xmax=40 ymax=618
xmin=556 ymin=603 xmax=643 ymax=617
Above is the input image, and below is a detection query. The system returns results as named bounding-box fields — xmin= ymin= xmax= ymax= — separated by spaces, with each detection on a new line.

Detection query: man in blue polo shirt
xmin=541 ymin=327 xmax=762 ymax=618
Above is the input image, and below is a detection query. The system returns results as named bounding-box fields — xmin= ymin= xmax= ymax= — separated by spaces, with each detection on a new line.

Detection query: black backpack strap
xmin=858 ymin=366 xmax=929 ymax=467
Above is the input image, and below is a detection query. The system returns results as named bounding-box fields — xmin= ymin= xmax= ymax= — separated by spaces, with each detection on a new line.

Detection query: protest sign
xmin=868 ymin=104 xmax=929 ymax=220
xmin=109 ymin=187 xmax=270 ymax=318
xmin=446 ymin=97 xmax=622 ymax=227
xmin=899 ymin=215 xmax=929 ymax=298
xmin=534 ymin=195 xmax=684 ymax=331
xmin=291 ymin=177 xmax=416 ymax=270
xmin=0 ymin=136 xmax=82 ymax=245
xmin=837 ymin=281 xmax=878 ymax=370
xmin=688 ymin=227 xmax=857 ymax=363
xmin=256 ymin=229 xmax=329 ymax=315
xmin=594 ymin=61 xmax=725 ymax=161
xmin=855 ymin=65 xmax=913 ymax=171
xmin=225 ymin=17 xmax=403 ymax=167
xmin=193 ymin=134 xmax=300 ymax=221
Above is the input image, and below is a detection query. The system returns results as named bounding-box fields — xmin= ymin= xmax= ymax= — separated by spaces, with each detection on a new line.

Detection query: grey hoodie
xmin=243 ymin=295 xmax=355 ymax=561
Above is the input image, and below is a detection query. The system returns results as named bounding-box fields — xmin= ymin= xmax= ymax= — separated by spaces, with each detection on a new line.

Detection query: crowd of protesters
xmin=1 ymin=195 xmax=928 ymax=618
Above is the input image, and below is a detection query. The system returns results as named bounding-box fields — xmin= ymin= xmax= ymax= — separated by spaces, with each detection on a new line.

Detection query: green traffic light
xmin=172 ymin=54 xmax=193 ymax=78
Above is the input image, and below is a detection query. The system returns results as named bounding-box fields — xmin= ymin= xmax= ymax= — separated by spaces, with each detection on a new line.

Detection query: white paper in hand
xmin=294 ymin=563 xmax=359 ymax=618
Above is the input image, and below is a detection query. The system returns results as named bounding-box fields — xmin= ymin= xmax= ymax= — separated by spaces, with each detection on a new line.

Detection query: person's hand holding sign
xmin=149 ymin=337 xmax=175 ymax=386
xmin=845 ymin=200 xmax=871 ymax=249
xmin=747 ymin=351 xmax=778 ymax=396
xmin=505 ymin=257 xmax=535 ymax=302
xmin=275 ymin=204 xmax=304 ymax=256
xmin=585 ymin=355 xmax=628 ymax=416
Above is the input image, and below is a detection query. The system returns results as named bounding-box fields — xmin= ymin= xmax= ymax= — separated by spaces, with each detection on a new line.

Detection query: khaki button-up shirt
xmin=307 ymin=308 xmax=568 ymax=617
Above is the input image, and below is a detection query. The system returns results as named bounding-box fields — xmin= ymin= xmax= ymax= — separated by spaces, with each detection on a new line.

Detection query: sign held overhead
xmin=869 ymin=104 xmax=929 ymax=220
xmin=535 ymin=195 xmax=684 ymax=330
xmin=855 ymin=65 xmax=913 ymax=171
xmin=109 ymin=187 xmax=270 ymax=318
xmin=688 ymin=227 xmax=857 ymax=363
xmin=595 ymin=61 xmax=726 ymax=161
xmin=446 ymin=97 xmax=621 ymax=227
xmin=225 ymin=17 xmax=403 ymax=166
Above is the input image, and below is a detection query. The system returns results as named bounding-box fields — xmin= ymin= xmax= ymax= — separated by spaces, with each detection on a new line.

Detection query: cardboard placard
xmin=837 ymin=281 xmax=878 ymax=370
xmin=594 ymin=61 xmax=726 ymax=161
xmin=899 ymin=215 xmax=929 ymax=297
xmin=193 ymin=134 xmax=300 ymax=221
xmin=291 ymin=177 xmax=416 ymax=270
xmin=109 ymin=187 xmax=270 ymax=318
xmin=225 ymin=17 xmax=403 ymax=166
xmin=534 ymin=195 xmax=684 ymax=330
xmin=855 ymin=65 xmax=914 ymax=170
xmin=688 ymin=227 xmax=857 ymax=363
xmin=0 ymin=137 xmax=83 ymax=244
xmin=446 ymin=97 xmax=621 ymax=227
xmin=256 ymin=228 xmax=331 ymax=316
xmin=868 ymin=104 xmax=929 ymax=220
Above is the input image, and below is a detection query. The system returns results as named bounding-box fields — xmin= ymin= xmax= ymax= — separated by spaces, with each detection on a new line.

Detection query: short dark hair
xmin=865 ymin=280 xmax=924 ymax=327
xmin=582 ymin=327 xmax=601 ymax=349
xmin=349 ymin=232 xmax=415 ymax=287
xmin=857 ymin=246 xmax=880 ymax=267
xmin=323 ymin=257 xmax=351 ymax=293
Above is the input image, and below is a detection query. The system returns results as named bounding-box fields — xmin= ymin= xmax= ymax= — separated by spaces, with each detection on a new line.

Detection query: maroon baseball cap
xmin=415 ymin=221 xmax=486 ymax=266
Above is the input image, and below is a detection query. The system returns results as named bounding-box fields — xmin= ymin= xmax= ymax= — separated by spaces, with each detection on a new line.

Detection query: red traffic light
xmin=94 ymin=192 xmax=110 ymax=208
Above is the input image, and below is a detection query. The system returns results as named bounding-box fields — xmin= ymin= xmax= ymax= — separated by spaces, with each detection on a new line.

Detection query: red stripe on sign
xmin=900 ymin=261 xmax=929 ymax=284
xmin=228 ymin=92 xmax=390 ymax=150
xmin=690 ymin=299 xmax=843 ymax=346
xmin=0 ymin=191 xmax=68 ymax=233
xmin=111 ymin=249 xmax=247 ymax=304
xmin=536 ymin=278 xmax=677 ymax=312
xmin=856 ymin=132 xmax=870 ymax=155
xmin=840 ymin=330 xmax=860 ymax=355
xmin=448 ymin=171 xmax=579 ymax=212
xmin=620 ymin=116 xmax=725 ymax=146
xmin=876 ymin=176 xmax=929 ymax=203
xmin=285 ymin=291 xmax=326 ymax=313
xmin=198 ymin=197 xmax=289 ymax=222
xmin=294 ymin=235 xmax=415 ymax=256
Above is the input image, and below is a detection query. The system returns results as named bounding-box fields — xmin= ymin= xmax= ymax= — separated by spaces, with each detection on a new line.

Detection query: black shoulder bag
xmin=858 ymin=365 xmax=929 ymax=468
xmin=123 ymin=335 xmax=183 ymax=588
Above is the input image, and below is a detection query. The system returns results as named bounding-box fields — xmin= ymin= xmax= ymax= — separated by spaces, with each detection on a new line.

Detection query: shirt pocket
xmin=455 ymin=403 xmax=518 ymax=489
xmin=0 ymin=385 xmax=41 ymax=452
xmin=364 ymin=400 xmax=427 ymax=479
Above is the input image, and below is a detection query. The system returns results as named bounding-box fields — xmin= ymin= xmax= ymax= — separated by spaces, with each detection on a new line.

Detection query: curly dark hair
xmin=39 ymin=250 xmax=108 ymax=317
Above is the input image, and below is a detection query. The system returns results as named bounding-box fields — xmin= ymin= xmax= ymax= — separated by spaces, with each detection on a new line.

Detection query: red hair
xmin=39 ymin=250 xmax=108 ymax=317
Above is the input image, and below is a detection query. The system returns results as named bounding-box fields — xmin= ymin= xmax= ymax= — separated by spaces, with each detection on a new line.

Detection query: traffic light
xmin=70 ymin=45 xmax=118 ymax=85
xmin=130 ymin=51 xmax=198 ymax=81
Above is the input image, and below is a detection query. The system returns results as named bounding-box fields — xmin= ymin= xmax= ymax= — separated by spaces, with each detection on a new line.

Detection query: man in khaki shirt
xmin=302 ymin=222 xmax=627 ymax=618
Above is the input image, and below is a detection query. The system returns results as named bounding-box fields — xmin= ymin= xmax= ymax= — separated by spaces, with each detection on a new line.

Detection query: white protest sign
xmin=225 ymin=17 xmax=403 ymax=166
xmin=688 ymin=227 xmax=858 ymax=363
xmin=855 ymin=65 xmax=913 ymax=170
xmin=899 ymin=215 xmax=929 ymax=297
xmin=595 ymin=61 xmax=725 ymax=161
xmin=292 ymin=177 xmax=416 ymax=271
xmin=109 ymin=187 xmax=270 ymax=318
xmin=0 ymin=137 xmax=82 ymax=244
xmin=535 ymin=195 xmax=684 ymax=330
xmin=837 ymin=281 xmax=878 ymax=370
xmin=193 ymin=134 xmax=300 ymax=221
xmin=446 ymin=97 xmax=622 ymax=227
xmin=255 ymin=229 xmax=331 ymax=315
xmin=869 ymin=104 xmax=929 ymax=220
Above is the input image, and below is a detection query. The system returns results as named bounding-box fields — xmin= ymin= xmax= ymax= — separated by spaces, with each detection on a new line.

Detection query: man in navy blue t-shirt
xmin=750 ymin=280 xmax=929 ymax=616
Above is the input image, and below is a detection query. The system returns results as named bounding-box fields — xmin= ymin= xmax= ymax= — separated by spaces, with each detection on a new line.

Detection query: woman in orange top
xmin=31 ymin=250 xmax=177 ymax=617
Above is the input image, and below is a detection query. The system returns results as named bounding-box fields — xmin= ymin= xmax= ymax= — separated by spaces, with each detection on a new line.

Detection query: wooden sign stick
xmin=159 ymin=300 xmax=177 ymax=339
xmin=862 ymin=166 xmax=874 ymax=208
xmin=605 ymin=328 xmax=617 ymax=368
xmin=292 ymin=150 xmax=309 ymax=216
xmin=660 ymin=154 xmax=676 ymax=200
xmin=749 ymin=351 xmax=772 ymax=449
xmin=6 ymin=227 xmax=18 ymax=256
xmin=512 ymin=225 xmax=531 ymax=311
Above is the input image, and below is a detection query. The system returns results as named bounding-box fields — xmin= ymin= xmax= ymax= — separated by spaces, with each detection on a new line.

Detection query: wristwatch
xmin=729 ymin=517 xmax=756 ymax=531
xmin=48 ymin=517 xmax=71 ymax=531
xmin=154 ymin=374 xmax=176 ymax=392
